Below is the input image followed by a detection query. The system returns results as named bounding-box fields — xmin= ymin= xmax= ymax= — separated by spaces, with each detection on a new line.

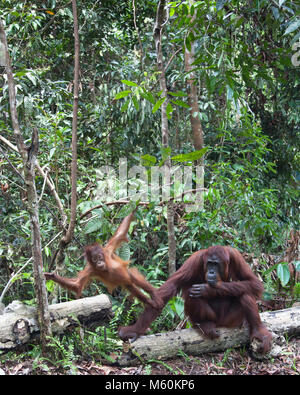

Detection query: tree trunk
xmin=24 ymin=131 xmax=52 ymax=352
xmin=62 ymin=0 xmax=79 ymax=246
xmin=116 ymin=307 xmax=300 ymax=366
xmin=0 ymin=295 xmax=112 ymax=350
xmin=154 ymin=0 xmax=176 ymax=275
xmin=184 ymin=1 xmax=205 ymax=211
xmin=185 ymin=41 xmax=204 ymax=155
xmin=54 ymin=0 xmax=80 ymax=279
xmin=0 ymin=20 xmax=52 ymax=353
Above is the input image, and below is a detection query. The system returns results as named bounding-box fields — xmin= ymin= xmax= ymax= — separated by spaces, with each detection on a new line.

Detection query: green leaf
xmin=216 ymin=0 xmax=228 ymax=11
xmin=226 ymin=85 xmax=234 ymax=101
xmin=121 ymin=99 xmax=130 ymax=112
xmin=46 ymin=280 xmax=55 ymax=292
xmin=277 ymin=263 xmax=290 ymax=286
xmin=262 ymin=263 xmax=279 ymax=276
xmin=141 ymin=154 xmax=157 ymax=166
xmin=171 ymin=147 xmax=209 ymax=163
xmin=158 ymin=146 xmax=172 ymax=166
xmin=166 ymin=102 xmax=174 ymax=120
xmin=116 ymin=201 xmax=138 ymax=218
xmin=271 ymin=6 xmax=279 ymax=20
xmin=84 ymin=217 xmax=103 ymax=234
xmin=161 ymin=146 xmax=172 ymax=162
xmin=117 ymin=244 xmax=131 ymax=261
xmin=121 ymin=79 xmax=138 ymax=87
xmin=140 ymin=89 xmax=155 ymax=104
xmin=170 ymin=99 xmax=190 ymax=109
xmin=152 ymin=97 xmax=166 ymax=113
xmin=185 ymin=36 xmax=191 ymax=52
xmin=27 ymin=73 xmax=37 ymax=86
xmin=168 ymin=91 xmax=187 ymax=97
xmin=294 ymin=260 xmax=300 ymax=271
xmin=132 ymin=95 xmax=139 ymax=111
xmin=114 ymin=90 xmax=132 ymax=100
xmin=44 ymin=246 xmax=51 ymax=257
xmin=284 ymin=19 xmax=300 ymax=35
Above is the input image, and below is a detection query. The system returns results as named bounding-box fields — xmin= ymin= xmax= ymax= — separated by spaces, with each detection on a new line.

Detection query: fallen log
xmin=0 ymin=294 xmax=112 ymax=350
xmin=116 ymin=306 xmax=300 ymax=366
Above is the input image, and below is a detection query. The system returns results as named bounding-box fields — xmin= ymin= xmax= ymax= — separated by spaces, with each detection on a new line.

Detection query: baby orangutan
xmin=45 ymin=212 xmax=160 ymax=308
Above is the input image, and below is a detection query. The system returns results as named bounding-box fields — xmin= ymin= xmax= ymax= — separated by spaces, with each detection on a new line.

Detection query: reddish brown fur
xmin=44 ymin=212 xmax=159 ymax=308
xmin=118 ymin=246 xmax=272 ymax=354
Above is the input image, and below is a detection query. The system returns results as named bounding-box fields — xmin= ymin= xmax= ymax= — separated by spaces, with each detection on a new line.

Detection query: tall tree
xmin=54 ymin=0 xmax=80 ymax=275
xmin=154 ymin=0 xmax=176 ymax=275
xmin=184 ymin=6 xmax=204 ymax=157
xmin=0 ymin=20 xmax=52 ymax=354
xmin=184 ymin=0 xmax=205 ymax=210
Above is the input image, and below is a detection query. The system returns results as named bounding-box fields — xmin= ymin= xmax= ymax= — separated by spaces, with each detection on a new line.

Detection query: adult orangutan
xmin=45 ymin=212 xmax=160 ymax=308
xmin=118 ymin=245 xmax=272 ymax=354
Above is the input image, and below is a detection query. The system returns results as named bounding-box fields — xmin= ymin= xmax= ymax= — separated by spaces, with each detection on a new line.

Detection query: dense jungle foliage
xmin=0 ymin=0 xmax=299 ymax=363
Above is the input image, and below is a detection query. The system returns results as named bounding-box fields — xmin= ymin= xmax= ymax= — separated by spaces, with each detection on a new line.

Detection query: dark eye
xmin=92 ymin=256 xmax=98 ymax=263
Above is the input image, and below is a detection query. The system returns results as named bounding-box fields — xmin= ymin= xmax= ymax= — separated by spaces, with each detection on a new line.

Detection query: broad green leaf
xmin=140 ymin=90 xmax=155 ymax=104
xmin=114 ymin=90 xmax=131 ymax=100
xmin=277 ymin=263 xmax=290 ymax=286
xmin=121 ymin=79 xmax=138 ymax=87
xmin=84 ymin=217 xmax=103 ymax=234
xmin=216 ymin=0 xmax=228 ymax=11
xmin=171 ymin=147 xmax=209 ymax=163
xmin=161 ymin=146 xmax=172 ymax=161
xmin=168 ymin=91 xmax=187 ymax=97
xmin=185 ymin=36 xmax=191 ymax=52
xmin=132 ymin=95 xmax=139 ymax=111
xmin=294 ymin=260 xmax=300 ymax=271
xmin=226 ymin=85 xmax=234 ymax=101
xmin=158 ymin=146 xmax=172 ymax=166
xmin=141 ymin=154 xmax=157 ymax=166
xmin=284 ymin=19 xmax=300 ymax=35
xmin=116 ymin=201 xmax=138 ymax=218
xmin=152 ymin=97 xmax=166 ymax=113
xmin=121 ymin=99 xmax=130 ymax=112
xmin=271 ymin=6 xmax=279 ymax=20
xmin=46 ymin=280 xmax=55 ymax=292
xmin=166 ymin=102 xmax=174 ymax=119
xmin=27 ymin=73 xmax=37 ymax=86
xmin=49 ymin=147 xmax=55 ymax=160
xmin=44 ymin=246 xmax=51 ymax=257
xmin=170 ymin=99 xmax=190 ymax=109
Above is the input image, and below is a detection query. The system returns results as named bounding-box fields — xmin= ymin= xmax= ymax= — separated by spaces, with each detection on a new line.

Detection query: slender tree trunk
xmin=0 ymin=20 xmax=52 ymax=354
xmin=184 ymin=40 xmax=204 ymax=155
xmin=132 ymin=0 xmax=144 ymax=73
xmin=54 ymin=0 xmax=80 ymax=273
xmin=184 ymin=1 xmax=205 ymax=211
xmin=63 ymin=0 xmax=79 ymax=245
xmin=154 ymin=0 xmax=176 ymax=275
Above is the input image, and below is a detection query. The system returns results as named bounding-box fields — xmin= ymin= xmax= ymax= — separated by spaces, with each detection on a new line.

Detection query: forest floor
xmin=0 ymin=337 xmax=299 ymax=375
